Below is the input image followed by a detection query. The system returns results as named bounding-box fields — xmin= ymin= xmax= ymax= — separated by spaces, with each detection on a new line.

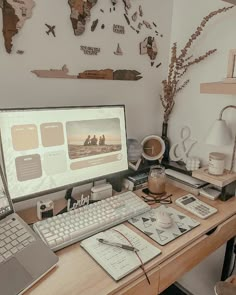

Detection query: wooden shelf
xmin=192 ymin=167 xmax=236 ymax=187
xmin=200 ymin=82 xmax=236 ymax=95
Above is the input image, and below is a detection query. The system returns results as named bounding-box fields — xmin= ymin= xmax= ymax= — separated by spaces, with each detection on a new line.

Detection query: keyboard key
xmin=0 ymin=247 xmax=7 ymax=254
xmin=0 ymin=256 xmax=5 ymax=263
xmin=3 ymin=251 xmax=12 ymax=259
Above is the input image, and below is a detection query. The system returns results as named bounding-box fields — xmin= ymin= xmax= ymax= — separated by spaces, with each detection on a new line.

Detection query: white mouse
xmin=156 ymin=211 xmax=173 ymax=229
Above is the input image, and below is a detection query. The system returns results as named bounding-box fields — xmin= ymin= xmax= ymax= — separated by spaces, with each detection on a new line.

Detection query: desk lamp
xmin=205 ymin=105 xmax=236 ymax=173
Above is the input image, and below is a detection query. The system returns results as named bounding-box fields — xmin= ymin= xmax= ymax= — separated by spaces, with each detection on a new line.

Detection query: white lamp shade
xmin=205 ymin=119 xmax=232 ymax=146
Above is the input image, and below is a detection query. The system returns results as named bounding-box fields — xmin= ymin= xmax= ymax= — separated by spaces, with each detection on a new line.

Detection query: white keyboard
xmin=165 ymin=169 xmax=207 ymax=188
xmin=33 ymin=191 xmax=151 ymax=251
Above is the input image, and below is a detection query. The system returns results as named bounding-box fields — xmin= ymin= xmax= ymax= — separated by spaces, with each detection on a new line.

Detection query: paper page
xmin=81 ymin=224 xmax=161 ymax=280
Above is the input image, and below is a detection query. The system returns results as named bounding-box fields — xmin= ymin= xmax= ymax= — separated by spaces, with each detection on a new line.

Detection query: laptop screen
xmin=0 ymin=190 xmax=11 ymax=217
xmin=0 ymin=165 xmax=13 ymax=220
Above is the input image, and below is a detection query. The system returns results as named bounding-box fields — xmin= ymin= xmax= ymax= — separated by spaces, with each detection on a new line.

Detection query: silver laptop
xmin=0 ymin=166 xmax=58 ymax=295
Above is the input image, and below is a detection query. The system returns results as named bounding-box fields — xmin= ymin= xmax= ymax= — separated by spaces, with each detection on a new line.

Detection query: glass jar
xmin=208 ymin=152 xmax=225 ymax=175
xmin=148 ymin=165 xmax=166 ymax=196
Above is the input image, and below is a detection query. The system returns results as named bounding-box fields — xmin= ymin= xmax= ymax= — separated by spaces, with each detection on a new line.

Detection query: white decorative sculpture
xmin=169 ymin=126 xmax=197 ymax=163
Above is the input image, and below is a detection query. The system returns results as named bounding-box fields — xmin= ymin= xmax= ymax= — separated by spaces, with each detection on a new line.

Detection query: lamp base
xmin=220 ymin=180 xmax=236 ymax=201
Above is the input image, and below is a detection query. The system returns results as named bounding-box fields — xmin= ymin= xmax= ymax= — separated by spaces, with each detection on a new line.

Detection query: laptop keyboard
xmin=0 ymin=217 xmax=35 ymax=263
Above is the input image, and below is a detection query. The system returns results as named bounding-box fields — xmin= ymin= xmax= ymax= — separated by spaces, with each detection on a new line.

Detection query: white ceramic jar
xmin=208 ymin=152 xmax=225 ymax=175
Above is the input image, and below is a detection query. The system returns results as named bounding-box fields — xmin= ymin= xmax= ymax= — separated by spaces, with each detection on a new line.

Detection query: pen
xmin=97 ymin=238 xmax=139 ymax=252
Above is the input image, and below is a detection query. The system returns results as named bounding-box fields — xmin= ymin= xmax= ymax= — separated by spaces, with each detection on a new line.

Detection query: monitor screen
xmin=0 ymin=105 xmax=128 ymax=202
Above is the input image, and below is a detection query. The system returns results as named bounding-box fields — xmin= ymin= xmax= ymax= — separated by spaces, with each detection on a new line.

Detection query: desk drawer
xmin=111 ymin=266 xmax=160 ymax=295
xmin=158 ymin=215 xmax=236 ymax=294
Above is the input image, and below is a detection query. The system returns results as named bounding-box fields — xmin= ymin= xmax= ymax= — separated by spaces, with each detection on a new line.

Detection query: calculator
xmin=175 ymin=194 xmax=218 ymax=219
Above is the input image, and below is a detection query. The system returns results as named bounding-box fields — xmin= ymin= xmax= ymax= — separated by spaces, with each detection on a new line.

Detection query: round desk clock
xmin=141 ymin=135 xmax=165 ymax=161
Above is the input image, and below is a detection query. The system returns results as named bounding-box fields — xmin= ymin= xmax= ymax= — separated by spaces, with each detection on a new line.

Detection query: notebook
xmin=80 ymin=224 xmax=161 ymax=281
xmin=0 ymin=165 xmax=58 ymax=295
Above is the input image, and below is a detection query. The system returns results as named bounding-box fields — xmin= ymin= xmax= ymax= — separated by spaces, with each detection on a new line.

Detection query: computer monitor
xmin=0 ymin=105 xmax=128 ymax=202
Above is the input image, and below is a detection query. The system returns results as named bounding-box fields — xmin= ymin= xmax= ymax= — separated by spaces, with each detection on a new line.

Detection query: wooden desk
xmin=19 ymin=184 xmax=236 ymax=295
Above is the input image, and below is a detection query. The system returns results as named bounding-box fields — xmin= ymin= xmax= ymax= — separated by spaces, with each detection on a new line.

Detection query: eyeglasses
xmin=141 ymin=193 xmax=172 ymax=205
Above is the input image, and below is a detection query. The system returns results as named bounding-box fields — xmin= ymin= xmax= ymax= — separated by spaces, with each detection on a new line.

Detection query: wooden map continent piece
xmin=31 ymin=65 xmax=77 ymax=79
xmin=122 ymin=0 xmax=131 ymax=10
xmin=2 ymin=0 xmax=35 ymax=53
xmin=78 ymin=69 xmax=142 ymax=80
xmin=140 ymin=36 xmax=158 ymax=61
xmin=68 ymin=0 xmax=98 ymax=36
xmin=2 ymin=0 xmax=19 ymax=53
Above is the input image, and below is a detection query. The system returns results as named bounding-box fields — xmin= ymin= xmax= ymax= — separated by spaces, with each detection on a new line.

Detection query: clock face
xmin=141 ymin=135 xmax=165 ymax=160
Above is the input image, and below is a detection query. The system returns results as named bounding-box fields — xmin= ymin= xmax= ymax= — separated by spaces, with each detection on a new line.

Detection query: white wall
xmin=0 ymin=0 xmax=173 ymax=210
xmin=168 ymin=0 xmax=236 ymax=170
xmin=169 ymin=1 xmax=236 ymax=294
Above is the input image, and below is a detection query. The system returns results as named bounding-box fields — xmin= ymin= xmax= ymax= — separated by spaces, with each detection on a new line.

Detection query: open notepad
xmin=80 ymin=224 xmax=161 ymax=281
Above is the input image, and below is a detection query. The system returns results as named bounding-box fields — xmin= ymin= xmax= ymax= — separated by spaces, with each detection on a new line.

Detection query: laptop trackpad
xmin=0 ymin=257 xmax=33 ymax=295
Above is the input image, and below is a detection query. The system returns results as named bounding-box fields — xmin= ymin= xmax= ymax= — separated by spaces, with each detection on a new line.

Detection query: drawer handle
xmin=206 ymin=227 xmax=217 ymax=235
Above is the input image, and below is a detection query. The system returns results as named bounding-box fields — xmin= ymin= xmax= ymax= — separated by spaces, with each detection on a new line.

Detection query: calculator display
xmin=182 ymin=197 xmax=195 ymax=205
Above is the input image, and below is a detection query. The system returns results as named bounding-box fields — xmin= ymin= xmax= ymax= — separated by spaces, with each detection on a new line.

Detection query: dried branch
xmin=160 ymin=6 xmax=234 ymax=123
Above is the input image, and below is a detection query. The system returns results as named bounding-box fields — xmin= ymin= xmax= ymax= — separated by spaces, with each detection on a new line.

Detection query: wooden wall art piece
xmin=131 ymin=12 xmax=137 ymax=22
xmin=68 ymin=0 xmax=98 ymax=36
xmin=80 ymin=46 xmax=100 ymax=55
xmin=138 ymin=22 xmax=143 ymax=30
xmin=78 ymin=69 xmax=142 ymax=80
xmin=143 ymin=20 xmax=152 ymax=29
xmin=16 ymin=49 xmax=24 ymax=54
xmin=124 ymin=14 xmax=130 ymax=25
xmin=114 ymin=43 xmax=123 ymax=55
xmin=130 ymin=25 xmax=139 ymax=34
xmin=31 ymin=65 xmax=77 ymax=79
xmin=31 ymin=65 xmax=142 ymax=81
xmin=120 ymin=2 xmax=164 ymax=39
xmin=113 ymin=24 xmax=125 ymax=34
xmin=139 ymin=5 xmax=143 ymax=17
xmin=111 ymin=0 xmax=117 ymax=10
xmin=91 ymin=19 xmax=98 ymax=31
xmin=45 ymin=24 xmax=56 ymax=37
xmin=122 ymin=0 xmax=131 ymax=10
xmin=140 ymin=36 xmax=158 ymax=60
xmin=2 ymin=0 xmax=35 ymax=53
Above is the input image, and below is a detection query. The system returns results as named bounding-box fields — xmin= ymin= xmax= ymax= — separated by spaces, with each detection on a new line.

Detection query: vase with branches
xmin=160 ymin=5 xmax=233 ymax=161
